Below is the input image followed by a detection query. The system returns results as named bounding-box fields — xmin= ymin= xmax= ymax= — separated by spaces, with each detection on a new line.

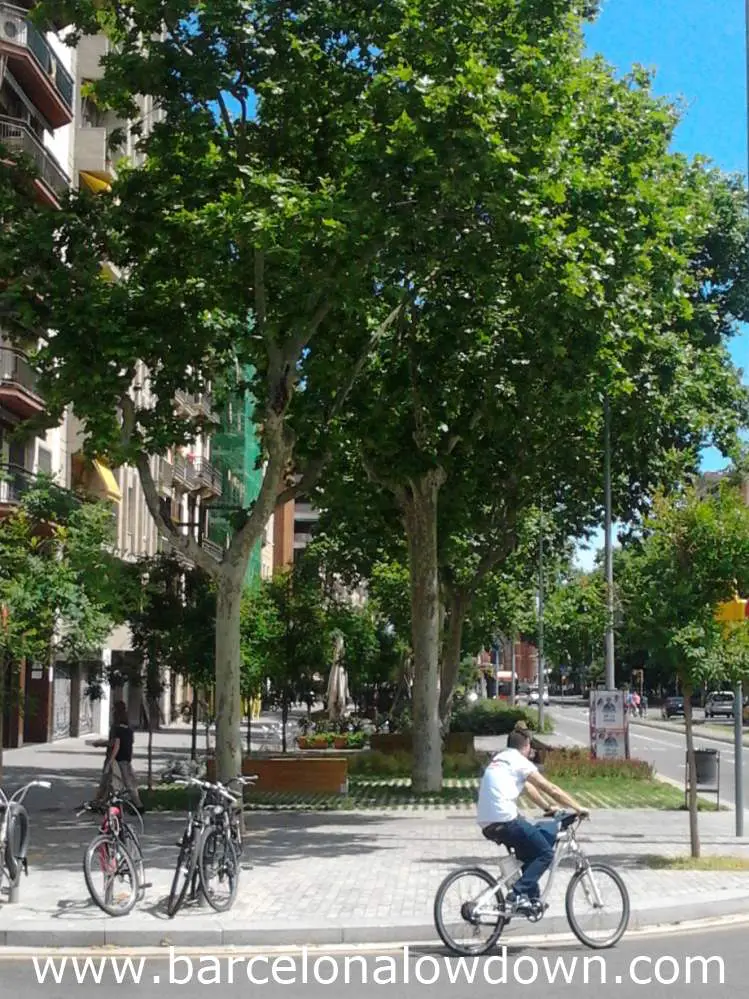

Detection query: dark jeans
xmin=484 ymin=816 xmax=557 ymax=899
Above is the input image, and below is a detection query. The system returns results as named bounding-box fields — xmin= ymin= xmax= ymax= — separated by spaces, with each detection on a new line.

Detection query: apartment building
xmin=2 ymin=15 xmax=272 ymax=745
xmin=0 ymin=4 xmax=81 ymax=747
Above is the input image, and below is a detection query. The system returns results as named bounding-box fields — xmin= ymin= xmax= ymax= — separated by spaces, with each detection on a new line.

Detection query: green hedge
xmin=541 ymin=748 xmax=654 ymax=781
xmin=449 ymin=700 xmax=554 ymax=736
xmin=348 ymin=750 xmax=485 ymax=778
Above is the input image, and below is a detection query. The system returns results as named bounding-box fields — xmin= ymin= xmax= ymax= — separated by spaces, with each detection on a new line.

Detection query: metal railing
xmin=201 ymin=538 xmax=223 ymax=561
xmin=173 ymin=454 xmax=196 ymax=487
xmin=0 ymin=463 xmax=36 ymax=504
xmin=0 ymin=115 xmax=70 ymax=196
xmin=0 ymin=3 xmax=74 ymax=108
xmin=0 ymin=3 xmax=74 ymax=110
xmin=0 ymin=345 xmax=41 ymax=395
xmin=193 ymin=457 xmax=222 ymax=495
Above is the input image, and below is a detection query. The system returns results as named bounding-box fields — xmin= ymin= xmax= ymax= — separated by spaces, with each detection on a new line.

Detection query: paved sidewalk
xmin=2 ymin=805 xmax=749 ymax=948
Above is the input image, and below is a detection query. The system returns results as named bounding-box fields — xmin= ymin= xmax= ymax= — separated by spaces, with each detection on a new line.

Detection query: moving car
xmin=661 ymin=696 xmax=685 ymax=719
xmin=705 ymin=690 xmax=735 ymax=719
xmin=529 ymin=686 xmax=549 ymax=706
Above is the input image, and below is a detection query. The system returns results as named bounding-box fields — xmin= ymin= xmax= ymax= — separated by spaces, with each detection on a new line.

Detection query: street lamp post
xmin=736 ymin=0 xmax=749 ymax=838
xmin=537 ymin=527 xmax=545 ymax=731
xmin=604 ymin=396 xmax=615 ymax=690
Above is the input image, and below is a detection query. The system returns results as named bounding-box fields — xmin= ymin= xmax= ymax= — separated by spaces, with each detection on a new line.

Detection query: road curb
xmin=630 ymin=718 xmax=749 ymax=748
xmin=5 ymin=895 xmax=749 ymax=950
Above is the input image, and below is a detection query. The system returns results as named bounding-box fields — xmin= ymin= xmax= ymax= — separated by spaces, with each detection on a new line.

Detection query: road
xmin=548 ymin=700 xmax=748 ymax=808
xmin=0 ymin=923 xmax=745 ymax=996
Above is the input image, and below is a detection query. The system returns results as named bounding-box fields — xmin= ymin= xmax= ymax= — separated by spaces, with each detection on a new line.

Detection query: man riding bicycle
xmin=477 ymin=728 xmax=588 ymax=915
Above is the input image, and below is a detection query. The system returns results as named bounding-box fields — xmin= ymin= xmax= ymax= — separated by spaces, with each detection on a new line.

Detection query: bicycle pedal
xmin=141 ymin=881 xmax=153 ymax=889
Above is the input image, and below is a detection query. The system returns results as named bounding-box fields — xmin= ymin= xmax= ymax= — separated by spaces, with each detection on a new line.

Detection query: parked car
xmin=661 ymin=696 xmax=685 ymax=719
xmin=529 ymin=687 xmax=549 ymax=706
xmin=705 ymin=691 xmax=735 ymax=719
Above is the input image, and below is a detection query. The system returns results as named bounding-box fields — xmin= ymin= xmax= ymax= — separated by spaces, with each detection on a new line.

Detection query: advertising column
xmin=589 ymin=690 xmax=628 ymax=759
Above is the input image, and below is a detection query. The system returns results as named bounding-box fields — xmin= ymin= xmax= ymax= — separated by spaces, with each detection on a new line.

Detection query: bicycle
xmin=434 ymin=810 xmax=630 ymax=954
xmin=198 ymin=775 xmax=257 ymax=912
xmin=166 ymin=774 xmax=257 ymax=917
xmin=0 ymin=779 xmax=51 ymax=899
xmin=77 ymin=790 xmax=148 ymax=916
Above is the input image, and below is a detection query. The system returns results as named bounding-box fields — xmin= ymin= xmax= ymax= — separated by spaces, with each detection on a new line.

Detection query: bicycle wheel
xmin=198 ymin=826 xmax=239 ymax=913
xmin=167 ymin=834 xmax=197 ymax=918
xmin=122 ymin=824 xmax=146 ymax=898
xmin=565 ymin=863 xmax=630 ymax=949
xmin=83 ymin=834 xmax=139 ymax=917
xmin=434 ymin=867 xmax=506 ymax=956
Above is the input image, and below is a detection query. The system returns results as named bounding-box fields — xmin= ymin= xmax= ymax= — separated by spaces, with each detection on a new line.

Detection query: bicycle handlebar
xmin=0 ymin=779 xmax=52 ymax=806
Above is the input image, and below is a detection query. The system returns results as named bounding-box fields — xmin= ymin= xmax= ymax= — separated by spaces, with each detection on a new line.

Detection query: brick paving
xmin=2 ymin=729 xmax=749 ymax=945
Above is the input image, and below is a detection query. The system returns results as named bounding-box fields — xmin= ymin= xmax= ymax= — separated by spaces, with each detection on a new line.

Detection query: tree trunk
xmin=683 ymin=682 xmax=701 ymax=858
xmin=438 ymin=588 xmax=468 ymax=728
xmin=214 ymin=569 xmax=244 ymax=782
xmin=191 ymin=685 xmax=198 ymax=760
xmin=281 ymin=698 xmax=289 ymax=754
xmin=401 ymin=470 xmax=445 ymax=792
xmin=146 ymin=699 xmax=154 ymax=791
xmin=246 ymin=703 xmax=252 ymax=756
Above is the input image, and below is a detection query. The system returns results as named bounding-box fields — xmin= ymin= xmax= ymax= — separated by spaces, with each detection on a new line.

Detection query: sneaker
xmin=506 ymin=892 xmax=534 ymax=915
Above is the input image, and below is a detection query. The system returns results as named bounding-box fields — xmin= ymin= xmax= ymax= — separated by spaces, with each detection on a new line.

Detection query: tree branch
xmin=276 ymin=453 xmax=327 ymax=507
xmin=119 ymin=395 xmax=219 ymax=577
xmin=254 ymin=249 xmax=267 ymax=338
xmin=216 ymin=92 xmax=236 ymax=140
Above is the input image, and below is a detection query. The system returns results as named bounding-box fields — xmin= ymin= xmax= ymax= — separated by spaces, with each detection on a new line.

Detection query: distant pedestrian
xmin=92 ymin=700 xmax=143 ymax=809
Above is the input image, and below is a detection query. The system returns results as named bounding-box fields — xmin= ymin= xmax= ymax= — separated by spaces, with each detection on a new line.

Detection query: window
xmin=36 ymin=445 xmax=52 ymax=475
xmin=127 ymin=484 xmax=136 ymax=537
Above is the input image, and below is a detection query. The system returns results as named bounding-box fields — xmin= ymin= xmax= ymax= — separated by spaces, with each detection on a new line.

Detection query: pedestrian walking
xmin=92 ymin=700 xmax=143 ymax=809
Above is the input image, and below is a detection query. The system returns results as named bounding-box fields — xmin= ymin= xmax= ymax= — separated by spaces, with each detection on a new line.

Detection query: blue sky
xmin=575 ymin=0 xmax=749 ymax=570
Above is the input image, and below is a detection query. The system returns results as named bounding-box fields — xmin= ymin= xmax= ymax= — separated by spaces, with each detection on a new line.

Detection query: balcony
xmin=0 ymin=462 xmax=35 ymax=516
xmin=0 ymin=4 xmax=74 ymax=127
xmin=175 ymin=389 xmax=214 ymax=418
xmin=172 ymin=454 xmax=196 ymax=490
xmin=0 ymin=114 xmax=70 ymax=206
xmin=75 ymin=125 xmax=117 ymax=185
xmin=193 ymin=457 xmax=222 ymax=498
xmin=201 ymin=538 xmax=223 ymax=561
xmin=0 ymin=345 xmax=44 ymax=418
xmin=157 ymin=457 xmax=174 ymax=494
xmin=76 ymin=32 xmax=110 ymax=81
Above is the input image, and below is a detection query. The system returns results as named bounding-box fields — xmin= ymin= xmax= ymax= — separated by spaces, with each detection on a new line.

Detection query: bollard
xmin=8 ymin=881 xmax=20 ymax=904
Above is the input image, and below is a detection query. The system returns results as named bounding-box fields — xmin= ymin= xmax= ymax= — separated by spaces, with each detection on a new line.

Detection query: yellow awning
xmin=86 ymin=459 xmax=122 ymax=503
xmin=80 ymin=171 xmax=112 ymax=194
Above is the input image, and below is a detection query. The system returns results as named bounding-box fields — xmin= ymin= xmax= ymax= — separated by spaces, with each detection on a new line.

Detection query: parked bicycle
xmin=0 ymin=779 xmax=51 ymax=900
xmin=77 ymin=790 xmax=148 ymax=916
xmin=166 ymin=774 xmax=257 ymax=918
xmin=434 ymin=810 xmax=630 ymax=954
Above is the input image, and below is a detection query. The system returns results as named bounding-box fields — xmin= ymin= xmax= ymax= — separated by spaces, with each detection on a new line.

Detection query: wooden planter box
xmin=369 ymin=732 xmax=474 ymax=755
xmin=206 ymin=755 xmax=349 ymax=795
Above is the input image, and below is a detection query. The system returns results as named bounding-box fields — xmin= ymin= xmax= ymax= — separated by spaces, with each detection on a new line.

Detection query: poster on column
xmin=589 ymin=690 xmax=627 ymax=759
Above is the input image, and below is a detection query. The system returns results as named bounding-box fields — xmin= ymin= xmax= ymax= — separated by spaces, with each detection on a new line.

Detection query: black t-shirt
xmin=110 ymin=723 xmax=134 ymax=763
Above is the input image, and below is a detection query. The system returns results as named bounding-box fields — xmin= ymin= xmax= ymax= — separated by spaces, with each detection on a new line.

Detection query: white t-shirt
xmin=477 ymin=748 xmax=538 ymax=825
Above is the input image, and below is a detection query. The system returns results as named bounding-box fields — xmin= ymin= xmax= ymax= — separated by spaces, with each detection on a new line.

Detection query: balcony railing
xmin=175 ymin=389 xmax=214 ymax=416
xmin=0 ymin=345 xmax=39 ymax=393
xmin=0 ymin=462 xmax=36 ymax=505
xmin=0 ymin=3 xmax=74 ymax=109
xmin=193 ymin=457 xmax=222 ymax=496
xmin=0 ymin=114 xmax=70 ymax=199
xmin=201 ymin=538 xmax=223 ymax=561
xmin=172 ymin=454 xmax=196 ymax=488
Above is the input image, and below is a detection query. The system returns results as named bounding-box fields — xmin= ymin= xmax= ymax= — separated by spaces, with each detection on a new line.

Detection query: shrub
xmin=542 ymin=748 xmax=653 ymax=781
xmin=450 ymin=700 xmax=554 ymax=736
xmin=348 ymin=750 xmax=484 ymax=778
